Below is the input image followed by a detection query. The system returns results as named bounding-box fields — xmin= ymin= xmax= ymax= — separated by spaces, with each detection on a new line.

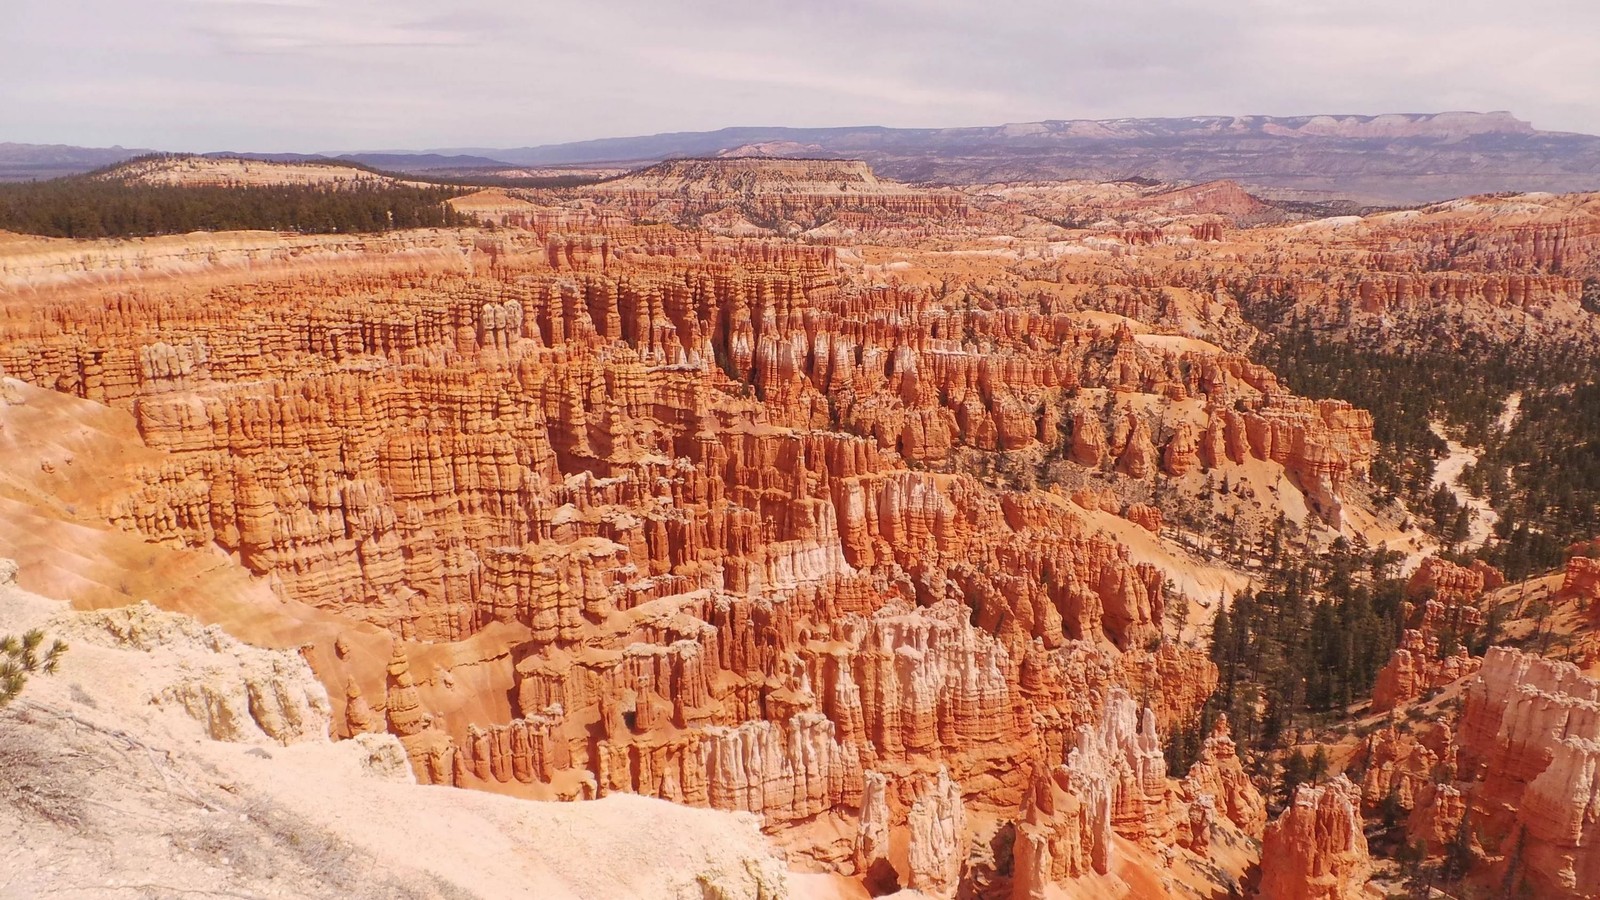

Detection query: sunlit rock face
xmin=1451 ymin=648 xmax=1600 ymax=898
xmin=16 ymin=159 xmax=1508 ymax=898
xmin=1258 ymin=776 xmax=1373 ymax=900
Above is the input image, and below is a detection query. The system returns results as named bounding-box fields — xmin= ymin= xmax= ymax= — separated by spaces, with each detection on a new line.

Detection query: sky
xmin=4 ymin=0 xmax=1599 ymax=152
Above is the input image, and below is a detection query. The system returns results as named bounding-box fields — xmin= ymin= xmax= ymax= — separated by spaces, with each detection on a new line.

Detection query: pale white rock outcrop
xmin=59 ymin=600 xmax=331 ymax=745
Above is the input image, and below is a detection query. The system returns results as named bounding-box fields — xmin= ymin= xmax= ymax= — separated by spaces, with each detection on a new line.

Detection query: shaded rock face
xmin=1562 ymin=555 xmax=1600 ymax=608
xmin=1257 ymin=776 xmax=1372 ymax=900
xmin=1182 ymin=715 xmax=1266 ymax=836
xmin=1358 ymin=722 xmax=1451 ymax=823
xmin=1371 ymin=628 xmax=1480 ymax=713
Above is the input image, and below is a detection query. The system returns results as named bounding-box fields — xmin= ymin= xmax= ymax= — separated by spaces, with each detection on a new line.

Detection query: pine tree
xmin=1442 ymin=809 xmax=1475 ymax=882
xmin=1380 ymin=783 xmax=1405 ymax=830
xmin=1500 ymin=826 xmax=1528 ymax=896
xmin=0 ymin=629 xmax=66 ymax=710
xmin=1309 ymin=745 xmax=1329 ymax=783
xmin=1280 ymin=749 xmax=1311 ymax=803
xmin=1449 ymin=507 xmax=1471 ymax=547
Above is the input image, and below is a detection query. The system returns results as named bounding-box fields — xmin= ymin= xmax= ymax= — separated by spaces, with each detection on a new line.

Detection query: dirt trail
xmin=1396 ymin=392 xmax=1521 ymax=572
xmin=1497 ymin=390 xmax=1523 ymax=432
xmin=1424 ymin=391 xmax=1521 ymax=552
xmin=1428 ymin=421 xmax=1498 ymax=548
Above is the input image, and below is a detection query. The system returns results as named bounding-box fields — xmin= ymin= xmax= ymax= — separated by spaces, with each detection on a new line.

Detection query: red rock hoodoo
xmin=1257 ymin=776 xmax=1372 ymax=900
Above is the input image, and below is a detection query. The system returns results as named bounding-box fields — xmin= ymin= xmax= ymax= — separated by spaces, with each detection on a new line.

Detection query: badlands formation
xmin=0 ymin=562 xmax=792 ymax=900
xmin=1 ymin=156 xmax=1599 ymax=898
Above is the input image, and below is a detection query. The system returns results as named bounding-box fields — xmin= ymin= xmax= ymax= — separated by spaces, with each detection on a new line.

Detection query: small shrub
xmin=0 ymin=629 xmax=67 ymax=710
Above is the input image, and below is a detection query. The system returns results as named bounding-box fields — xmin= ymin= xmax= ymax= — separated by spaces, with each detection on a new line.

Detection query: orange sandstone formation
xmin=1561 ymin=555 xmax=1600 ymax=608
xmin=1125 ymin=504 xmax=1163 ymax=535
xmin=5 ymin=161 xmax=1479 ymax=897
xmin=1453 ymin=648 xmax=1600 ymax=898
xmin=1010 ymin=685 xmax=1243 ymax=898
xmin=0 ymin=216 xmax=1246 ymax=885
xmin=1371 ymin=629 xmax=1480 ymax=712
xmin=1257 ymin=776 xmax=1372 ymax=900
xmin=1407 ymin=556 xmax=1489 ymax=609
xmin=1182 ymin=715 xmax=1267 ymax=835
xmin=1358 ymin=722 xmax=1452 ymax=817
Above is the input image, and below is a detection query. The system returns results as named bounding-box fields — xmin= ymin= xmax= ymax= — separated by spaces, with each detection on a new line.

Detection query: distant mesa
xmin=442 ymin=111 xmax=1600 ymax=203
xmin=98 ymin=155 xmax=411 ymax=189
xmin=716 ymin=141 xmax=835 ymax=159
xmin=0 ymin=141 xmax=156 ymax=181
xmin=11 ymin=111 xmax=1600 ymax=201
xmin=598 ymin=157 xmax=887 ymax=195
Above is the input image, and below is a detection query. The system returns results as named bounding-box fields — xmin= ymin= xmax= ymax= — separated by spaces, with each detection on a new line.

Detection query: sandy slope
xmin=0 ymin=565 xmax=795 ymax=900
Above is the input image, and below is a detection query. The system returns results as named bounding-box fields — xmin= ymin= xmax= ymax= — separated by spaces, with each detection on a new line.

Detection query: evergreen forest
xmin=1254 ymin=321 xmax=1600 ymax=580
xmin=0 ymin=175 xmax=471 ymax=238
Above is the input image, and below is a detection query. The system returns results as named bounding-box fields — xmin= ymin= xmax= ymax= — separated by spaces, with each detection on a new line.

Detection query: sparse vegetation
xmin=0 ymin=706 xmax=87 ymax=828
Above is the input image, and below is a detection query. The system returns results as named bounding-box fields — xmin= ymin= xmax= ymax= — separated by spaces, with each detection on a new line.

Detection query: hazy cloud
xmin=2 ymin=0 xmax=1597 ymax=151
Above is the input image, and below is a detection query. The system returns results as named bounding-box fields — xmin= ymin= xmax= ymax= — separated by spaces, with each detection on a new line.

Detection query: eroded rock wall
xmin=1257 ymin=776 xmax=1372 ymax=900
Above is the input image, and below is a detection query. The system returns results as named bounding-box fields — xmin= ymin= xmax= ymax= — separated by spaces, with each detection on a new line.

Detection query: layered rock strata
xmin=0 ymin=181 xmax=1404 ymax=895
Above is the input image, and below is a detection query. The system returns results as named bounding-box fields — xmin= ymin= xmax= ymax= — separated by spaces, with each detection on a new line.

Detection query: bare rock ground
xmin=0 ymin=563 xmax=793 ymax=900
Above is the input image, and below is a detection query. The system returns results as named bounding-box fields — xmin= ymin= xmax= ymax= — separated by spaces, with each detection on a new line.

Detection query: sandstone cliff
xmin=0 ymin=174 xmax=1417 ymax=897
xmin=1453 ymin=648 xmax=1600 ymax=898
xmin=1257 ymin=776 xmax=1372 ymax=900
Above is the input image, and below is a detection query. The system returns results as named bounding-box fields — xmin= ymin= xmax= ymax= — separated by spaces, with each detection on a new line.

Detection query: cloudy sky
xmin=4 ymin=0 xmax=1598 ymax=152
